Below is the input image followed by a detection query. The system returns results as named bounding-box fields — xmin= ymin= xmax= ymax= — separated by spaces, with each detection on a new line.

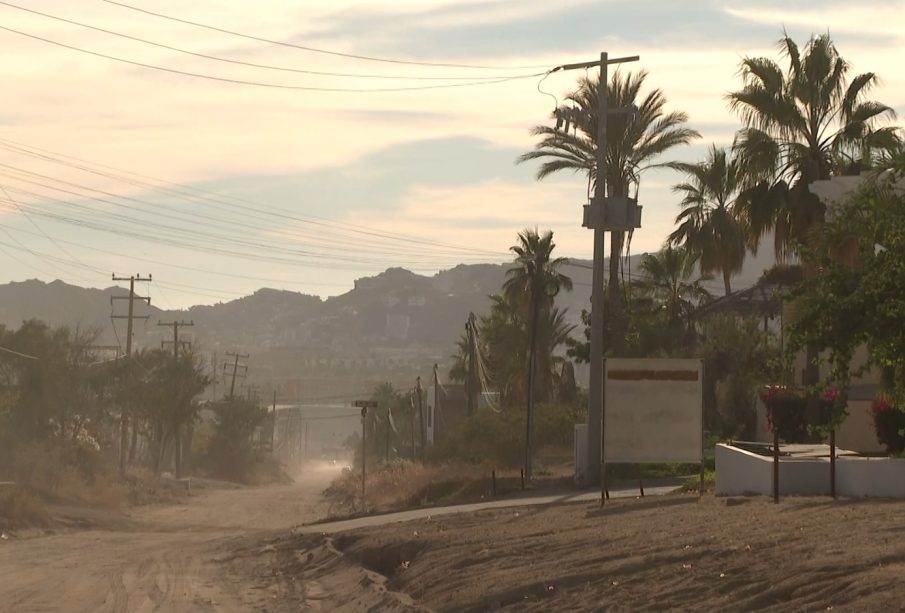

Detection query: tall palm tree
xmin=502 ymin=229 xmax=572 ymax=479
xmin=637 ymin=247 xmax=711 ymax=353
xmin=728 ymin=33 xmax=897 ymax=259
xmin=728 ymin=33 xmax=897 ymax=384
xmin=668 ymin=145 xmax=749 ymax=296
xmin=519 ymin=71 xmax=698 ymax=352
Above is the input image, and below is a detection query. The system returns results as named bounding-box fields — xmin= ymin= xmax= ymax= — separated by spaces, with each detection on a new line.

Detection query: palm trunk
xmin=525 ymin=285 xmax=541 ymax=481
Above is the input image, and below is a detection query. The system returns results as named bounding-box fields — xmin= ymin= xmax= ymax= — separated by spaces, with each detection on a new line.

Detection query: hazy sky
xmin=0 ymin=0 xmax=902 ymax=308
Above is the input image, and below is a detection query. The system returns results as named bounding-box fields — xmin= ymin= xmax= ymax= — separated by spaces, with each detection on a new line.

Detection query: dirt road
xmin=0 ymin=463 xmax=342 ymax=612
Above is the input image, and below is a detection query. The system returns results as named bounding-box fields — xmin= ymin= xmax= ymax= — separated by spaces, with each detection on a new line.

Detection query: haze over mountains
xmin=0 ymin=248 xmax=774 ymax=401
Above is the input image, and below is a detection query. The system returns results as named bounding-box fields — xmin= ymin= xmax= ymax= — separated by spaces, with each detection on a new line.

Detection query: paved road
xmin=296 ymin=483 xmax=680 ymax=534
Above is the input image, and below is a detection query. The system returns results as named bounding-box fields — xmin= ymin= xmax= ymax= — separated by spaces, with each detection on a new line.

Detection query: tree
xmin=636 ymin=247 xmax=712 ymax=354
xmin=728 ymin=33 xmax=897 ymax=384
xmin=502 ymin=228 xmax=573 ymax=479
xmin=729 ymin=33 xmax=896 ymax=256
xmin=668 ymin=145 xmax=749 ymax=295
xmin=519 ymin=71 xmax=698 ymax=351
xmin=206 ymin=396 xmax=267 ymax=482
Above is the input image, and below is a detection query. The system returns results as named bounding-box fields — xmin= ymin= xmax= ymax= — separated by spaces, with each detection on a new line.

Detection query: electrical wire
xmin=0 ymin=2 xmax=543 ymax=82
xmin=101 ymin=0 xmax=553 ymax=71
xmin=0 ymin=138 xmax=510 ymax=259
xmin=0 ymin=183 xmax=95 ymax=275
xmin=0 ymin=222 xmax=351 ymax=289
xmin=0 ymin=25 xmax=546 ymax=93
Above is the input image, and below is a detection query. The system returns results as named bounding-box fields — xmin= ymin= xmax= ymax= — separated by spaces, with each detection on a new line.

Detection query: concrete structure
xmin=715 ymin=443 xmax=905 ymax=498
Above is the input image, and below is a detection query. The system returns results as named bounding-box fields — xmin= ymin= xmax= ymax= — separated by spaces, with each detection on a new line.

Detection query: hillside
xmin=0 ymin=249 xmax=774 ymax=399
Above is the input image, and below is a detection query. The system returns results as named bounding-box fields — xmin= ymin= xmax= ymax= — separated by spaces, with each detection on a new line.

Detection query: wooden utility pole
xmin=271 ymin=390 xmax=277 ymax=458
xmin=353 ymin=400 xmax=378 ymax=511
xmin=111 ymin=273 xmax=151 ymax=475
xmin=548 ymin=52 xmax=640 ymax=500
xmin=159 ymin=320 xmax=193 ymax=359
xmin=465 ymin=313 xmax=478 ymax=416
xmin=409 ymin=391 xmax=416 ymax=460
xmin=416 ymin=376 xmax=425 ymax=460
xmin=157 ymin=319 xmax=194 ymax=478
xmin=433 ymin=364 xmax=440 ymax=443
xmin=223 ymin=351 xmax=248 ymax=398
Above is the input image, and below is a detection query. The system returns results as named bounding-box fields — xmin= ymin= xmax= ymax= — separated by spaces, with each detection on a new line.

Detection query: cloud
xmin=307 ymin=0 xmax=786 ymax=61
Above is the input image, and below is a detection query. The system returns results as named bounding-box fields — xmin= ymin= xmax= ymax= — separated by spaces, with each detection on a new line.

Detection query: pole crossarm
xmin=552 ymin=55 xmax=640 ymax=72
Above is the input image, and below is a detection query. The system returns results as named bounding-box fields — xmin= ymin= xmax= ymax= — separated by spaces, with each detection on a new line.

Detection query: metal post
xmin=773 ymin=429 xmax=780 ymax=504
xmin=830 ymin=429 xmax=836 ymax=499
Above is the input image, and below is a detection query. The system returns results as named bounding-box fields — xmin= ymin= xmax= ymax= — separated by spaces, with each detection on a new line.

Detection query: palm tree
xmin=728 ymin=33 xmax=897 ymax=259
xmin=502 ymin=229 xmax=572 ymax=479
xmin=637 ymin=247 xmax=711 ymax=354
xmin=728 ymin=33 xmax=896 ymax=384
xmin=519 ymin=71 xmax=698 ymax=351
xmin=668 ymin=145 xmax=749 ymax=296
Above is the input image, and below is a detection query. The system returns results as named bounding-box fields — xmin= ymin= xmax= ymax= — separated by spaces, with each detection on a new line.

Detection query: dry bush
xmin=12 ymin=439 xmax=127 ymax=509
xmin=0 ymin=486 xmax=50 ymax=531
xmin=326 ymin=459 xmax=500 ymax=515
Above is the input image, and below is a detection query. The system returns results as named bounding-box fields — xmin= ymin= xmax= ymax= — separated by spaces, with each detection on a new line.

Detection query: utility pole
xmin=111 ymin=273 xmax=152 ymax=475
xmin=433 ymin=363 xmax=440 ymax=444
xmin=210 ymin=351 xmax=218 ymax=401
xmin=157 ymin=319 xmax=194 ymax=478
xmin=271 ymin=390 xmax=277 ymax=458
xmin=465 ymin=313 xmax=478 ymax=416
xmin=549 ymin=52 xmax=641 ymax=500
xmin=409 ymin=391 xmax=416 ymax=461
xmin=353 ymin=400 xmax=378 ymax=511
xmin=159 ymin=320 xmax=193 ymax=359
xmin=223 ymin=351 xmax=249 ymax=398
xmin=416 ymin=376 xmax=425 ymax=460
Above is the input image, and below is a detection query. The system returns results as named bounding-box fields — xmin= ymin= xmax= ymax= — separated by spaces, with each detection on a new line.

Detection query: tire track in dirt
xmin=0 ymin=465 xmax=342 ymax=612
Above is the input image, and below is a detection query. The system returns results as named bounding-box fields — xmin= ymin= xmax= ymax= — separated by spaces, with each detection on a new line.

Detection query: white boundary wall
xmin=604 ymin=358 xmax=703 ymax=463
xmin=715 ymin=444 xmax=905 ymax=498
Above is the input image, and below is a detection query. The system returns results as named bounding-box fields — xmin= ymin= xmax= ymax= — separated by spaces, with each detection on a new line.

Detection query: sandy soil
xmin=286 ymin=494 xmax=905 ymax=611
xmin=0 ymin=462 xmax=343 ymax=612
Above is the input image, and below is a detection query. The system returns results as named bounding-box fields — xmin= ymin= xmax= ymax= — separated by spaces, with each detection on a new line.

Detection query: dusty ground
xmin=4 ymin=467 xmax=904 ymax=612
xmin=285 ymin=494 xmax=905 ymax=611
xmin=0 ymin=462 xmax=343 ymax=612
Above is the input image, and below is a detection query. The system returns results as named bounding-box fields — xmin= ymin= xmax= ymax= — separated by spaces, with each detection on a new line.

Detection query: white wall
xmin=716 ymin=444 xmax=905 ymax=498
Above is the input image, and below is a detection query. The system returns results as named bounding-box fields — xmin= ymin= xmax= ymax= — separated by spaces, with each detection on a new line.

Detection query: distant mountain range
xmin=0 ymin=248 xmax=775 ymax=400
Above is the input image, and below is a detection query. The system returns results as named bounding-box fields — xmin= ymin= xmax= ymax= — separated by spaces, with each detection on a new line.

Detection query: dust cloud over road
xmin=0 ymin=462 xmax=342 ymax=612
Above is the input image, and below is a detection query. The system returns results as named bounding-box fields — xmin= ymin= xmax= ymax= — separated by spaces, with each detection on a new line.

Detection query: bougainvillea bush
xmin=760 ymin=386 xmax=807 ymax=442
xmin=871 ymin=395 xmax=905 ymax=455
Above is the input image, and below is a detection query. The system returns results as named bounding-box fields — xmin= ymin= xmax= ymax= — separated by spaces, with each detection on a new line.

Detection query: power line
xmin=0 ymin=222 xmax=351 ymax=289
xmin=0 ymin=165 xmax=496 ymax=262
xmin=101 ymin=0 xmax=552 ymax=71
xmin=0 ymin=138 xmax=509 ymax=259
xmin=0 ymin=183 xmax=95 ymax=276
xmin=0 ymin=2 xmax=541 ymax=82
xmin=0 ymin=25 xmax=545 ymax=93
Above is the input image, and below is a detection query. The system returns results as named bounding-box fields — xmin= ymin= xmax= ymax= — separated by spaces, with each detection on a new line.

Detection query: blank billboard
xmin=604 ymin=358 xmax=703 ymax=463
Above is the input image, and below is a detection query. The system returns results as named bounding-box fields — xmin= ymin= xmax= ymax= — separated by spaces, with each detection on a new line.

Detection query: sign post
xmin=353 ymin=400 xmax=378 ymax=511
